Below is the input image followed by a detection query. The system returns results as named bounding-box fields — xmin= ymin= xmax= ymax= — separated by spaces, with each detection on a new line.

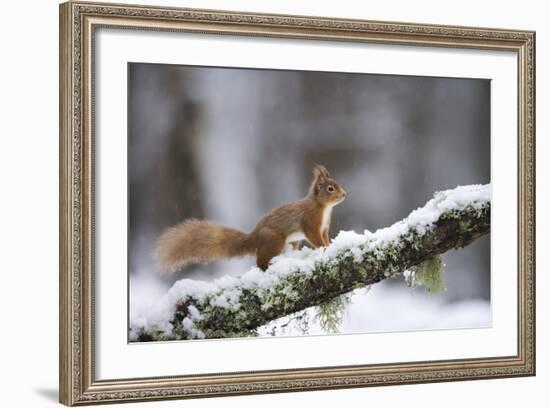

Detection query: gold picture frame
xmin=59 ymin=1 xmax=536 ymax=405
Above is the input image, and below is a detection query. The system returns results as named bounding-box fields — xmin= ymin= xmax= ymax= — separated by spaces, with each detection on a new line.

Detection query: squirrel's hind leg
xmin=255 ymin=228 xmax=286 ymax=271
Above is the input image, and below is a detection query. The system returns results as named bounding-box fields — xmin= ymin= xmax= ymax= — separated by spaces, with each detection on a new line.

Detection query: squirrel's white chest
xmin=321 ymin=206 xmax=333 ymax=232
xmin=285 ymin=206 xmax=334 ymax=245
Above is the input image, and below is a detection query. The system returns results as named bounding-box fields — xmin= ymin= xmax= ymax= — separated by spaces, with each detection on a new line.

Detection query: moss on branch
xmin=131 ymin=187 xmax=490 ymax=341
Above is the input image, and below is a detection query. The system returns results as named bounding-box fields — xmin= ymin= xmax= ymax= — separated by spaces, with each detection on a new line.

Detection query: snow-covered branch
xmin=130 ymin=184 xmax=490 ymax=341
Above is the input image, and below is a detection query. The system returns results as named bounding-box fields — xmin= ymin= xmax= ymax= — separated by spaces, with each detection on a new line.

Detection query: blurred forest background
xmin=128 ymin=62 xmax=491 ymax=335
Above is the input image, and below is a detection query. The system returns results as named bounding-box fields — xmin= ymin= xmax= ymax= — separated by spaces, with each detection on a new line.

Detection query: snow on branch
xmin=130 ymin=184 xmax=491 ymax=341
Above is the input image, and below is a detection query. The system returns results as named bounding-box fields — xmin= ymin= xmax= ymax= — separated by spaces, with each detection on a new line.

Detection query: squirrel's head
xmin=308 ymin=164 xmax=347 ymax=206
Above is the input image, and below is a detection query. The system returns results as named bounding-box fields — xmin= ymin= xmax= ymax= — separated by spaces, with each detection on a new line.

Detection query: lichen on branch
xmin=130 ymin=184 xmax=490 ymax=341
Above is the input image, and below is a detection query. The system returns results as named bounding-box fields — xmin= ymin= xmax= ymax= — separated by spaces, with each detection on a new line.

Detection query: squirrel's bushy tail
xmin=155 ymin=219 xmax=254 ymax=273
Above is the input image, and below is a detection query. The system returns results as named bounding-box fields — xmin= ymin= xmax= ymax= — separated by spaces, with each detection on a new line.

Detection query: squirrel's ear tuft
xmin=313 ymin=164 xmax=330 ymax=179
xmin=310 ymin=165 xmax=328 ymax=195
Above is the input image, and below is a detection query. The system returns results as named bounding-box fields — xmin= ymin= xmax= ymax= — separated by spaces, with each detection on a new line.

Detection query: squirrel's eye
xmin=327 ymin=185 xmax=335 ymax=193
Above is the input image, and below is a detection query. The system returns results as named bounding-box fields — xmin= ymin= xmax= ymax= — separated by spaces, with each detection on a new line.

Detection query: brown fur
xmin=155 ymin=164 xmax=346 ymax=272
xmin=155 ymin=219 xmax=254 ymax=273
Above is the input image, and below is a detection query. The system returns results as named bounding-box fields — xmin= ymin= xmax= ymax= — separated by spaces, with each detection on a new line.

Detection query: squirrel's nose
xmin=342 ymin=191 xmax=347 ymax=197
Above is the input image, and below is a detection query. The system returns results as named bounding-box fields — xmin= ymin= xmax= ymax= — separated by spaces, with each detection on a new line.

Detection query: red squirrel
xmin=156 ymin=165 xmax=346 ymax=271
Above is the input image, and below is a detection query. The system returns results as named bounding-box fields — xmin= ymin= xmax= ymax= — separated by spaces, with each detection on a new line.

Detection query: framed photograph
xmin=59 ymin=1 xmax=535 ymax=405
